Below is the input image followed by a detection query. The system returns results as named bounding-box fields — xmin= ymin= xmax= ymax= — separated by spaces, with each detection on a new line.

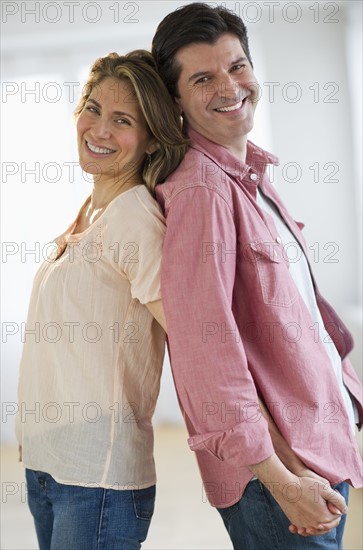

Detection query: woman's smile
xmin=85 ymin=140 xmax=116 ymax=156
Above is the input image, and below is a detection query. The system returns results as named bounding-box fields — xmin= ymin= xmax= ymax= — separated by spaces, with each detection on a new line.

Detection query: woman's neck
xmin=90 ymin=174 xmax=142 ymax=210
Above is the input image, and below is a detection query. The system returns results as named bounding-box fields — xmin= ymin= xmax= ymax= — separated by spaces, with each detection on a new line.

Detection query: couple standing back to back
xmin=17 ymin=3 xmax=362 ymax=549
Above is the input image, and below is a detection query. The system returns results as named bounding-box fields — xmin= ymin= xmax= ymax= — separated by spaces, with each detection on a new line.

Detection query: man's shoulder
xmin=156 ymin=147 xmax=232 ymax=210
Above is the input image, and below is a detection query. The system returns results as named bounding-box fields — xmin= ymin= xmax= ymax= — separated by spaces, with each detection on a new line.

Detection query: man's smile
xmin=214 ymin=99 xmax=243 ymax=112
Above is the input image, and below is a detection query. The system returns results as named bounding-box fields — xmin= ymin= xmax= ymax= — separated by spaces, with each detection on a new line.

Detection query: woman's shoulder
xmin=105 ymin=185 xmax=165 ymax=233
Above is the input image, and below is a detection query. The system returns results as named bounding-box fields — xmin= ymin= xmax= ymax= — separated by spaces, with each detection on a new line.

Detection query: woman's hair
xmin=75 ymin=50 xmax=188 ymax=193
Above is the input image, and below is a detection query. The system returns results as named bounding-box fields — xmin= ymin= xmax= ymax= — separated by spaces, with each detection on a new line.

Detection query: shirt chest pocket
xmin=249 ymin=240 xmax=299 ymax=308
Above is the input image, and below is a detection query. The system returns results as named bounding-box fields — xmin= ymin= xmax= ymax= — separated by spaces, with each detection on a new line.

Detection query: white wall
xmin=1 ymin=1 xmax=362 ymax=443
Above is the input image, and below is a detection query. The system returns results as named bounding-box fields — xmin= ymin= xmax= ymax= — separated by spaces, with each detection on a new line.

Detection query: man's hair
xmin=151 ymin=3 xmax=253 ymax=99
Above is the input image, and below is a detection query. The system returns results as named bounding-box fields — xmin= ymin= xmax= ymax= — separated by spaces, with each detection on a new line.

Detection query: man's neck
xmin=187 ymin=126 xmax=248 ymax=163
xmin=225 ymin=140 xmax=248 ymax=163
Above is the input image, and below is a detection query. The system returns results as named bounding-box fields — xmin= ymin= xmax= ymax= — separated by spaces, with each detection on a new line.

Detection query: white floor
xmin=1 ymin=425 xmax=362 ymax=549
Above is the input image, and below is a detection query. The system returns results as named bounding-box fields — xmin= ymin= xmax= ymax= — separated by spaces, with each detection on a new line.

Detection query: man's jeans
xmin=217 ymin=479 xmax=349 ymax=550
xmin=25 ymin=468 xmax=155 ymax=550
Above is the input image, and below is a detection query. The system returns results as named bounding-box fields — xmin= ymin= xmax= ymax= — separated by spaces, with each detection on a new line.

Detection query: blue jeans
xmin=217 ymin=480 xmax=349 ymax=550
xmin=25 ymin=469 xmax=155 ymax=550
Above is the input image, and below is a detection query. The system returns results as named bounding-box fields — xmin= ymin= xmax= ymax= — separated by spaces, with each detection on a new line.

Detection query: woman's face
xmin=77 ymin=77 xmax=155 ymax=182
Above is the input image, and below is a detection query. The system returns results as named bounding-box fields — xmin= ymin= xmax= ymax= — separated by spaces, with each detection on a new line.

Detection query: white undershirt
xmin=256 ymin=187 xmax=357 ymax=432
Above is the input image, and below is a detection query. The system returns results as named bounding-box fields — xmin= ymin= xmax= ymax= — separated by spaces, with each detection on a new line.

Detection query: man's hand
xmin=288 ymin=468 xmax=347 ymax=536
xmin=250 ymin=454 xmax=346 ymax=536
xmin=257 ymin=400 xmax=347 ymax=536
xmin=273 ymin=474 xmax=346 ymax=536
xmin=18 ymin=445 xmax=22 ymax=462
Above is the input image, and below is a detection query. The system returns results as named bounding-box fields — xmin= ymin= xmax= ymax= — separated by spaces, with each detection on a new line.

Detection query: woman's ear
xmin=174 ymin=97 xmax=183 ymax=114
xmin=146 ymin=139 xmax=159 ymax=155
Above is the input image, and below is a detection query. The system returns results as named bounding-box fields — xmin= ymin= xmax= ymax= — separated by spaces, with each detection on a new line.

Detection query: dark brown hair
xmin=75 ymin=50 xmax=188 ymax=193
xmin=152 ymin=3 xmax=253 ymax=99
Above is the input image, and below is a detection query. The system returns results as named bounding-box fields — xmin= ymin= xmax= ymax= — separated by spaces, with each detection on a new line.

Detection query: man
xmin=152 ymin=3 xmax=363 ymax=548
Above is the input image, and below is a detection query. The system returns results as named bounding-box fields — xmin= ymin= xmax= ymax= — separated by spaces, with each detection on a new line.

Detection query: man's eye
xmin=195 ymin=76 xmax=209 ymax=84
xmin=231 ymin=64 xmax=246 ymax=72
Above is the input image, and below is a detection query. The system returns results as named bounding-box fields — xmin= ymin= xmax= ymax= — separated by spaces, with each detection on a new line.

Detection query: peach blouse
xmin=16 ymin=185 xmax=166 ymax=489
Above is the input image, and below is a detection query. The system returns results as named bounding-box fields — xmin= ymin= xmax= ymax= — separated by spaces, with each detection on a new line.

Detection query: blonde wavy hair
xmin=75 ymin=50 xmax=188 ymax=194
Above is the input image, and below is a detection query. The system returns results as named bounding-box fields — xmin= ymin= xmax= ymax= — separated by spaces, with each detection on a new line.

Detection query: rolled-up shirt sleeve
xmin=161 ymin=185 xmax=275 ymax=467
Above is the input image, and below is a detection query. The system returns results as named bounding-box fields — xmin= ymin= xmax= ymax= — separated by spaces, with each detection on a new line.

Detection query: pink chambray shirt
xmin=156 ymin=128 xmax=363 ymax=509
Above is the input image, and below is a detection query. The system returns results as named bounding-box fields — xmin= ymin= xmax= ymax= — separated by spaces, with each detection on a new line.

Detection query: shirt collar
xmin=187 ymin=127 xmax=279 ymax=180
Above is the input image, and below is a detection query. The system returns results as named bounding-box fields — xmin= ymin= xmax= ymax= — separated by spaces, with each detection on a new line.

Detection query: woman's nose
xmin=92 ymin=117 xmax=111 ymax=139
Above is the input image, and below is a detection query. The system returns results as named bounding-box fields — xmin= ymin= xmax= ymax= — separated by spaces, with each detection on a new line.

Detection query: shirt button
xmin=276 ymin=236 xmax=282 ymax=244
xmin=250 ymin=173 xmax=258 ymax=181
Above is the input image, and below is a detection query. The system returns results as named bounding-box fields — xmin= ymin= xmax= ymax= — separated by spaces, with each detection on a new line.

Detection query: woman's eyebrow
xmin=87 ymin=98 xmax=137 ymax=121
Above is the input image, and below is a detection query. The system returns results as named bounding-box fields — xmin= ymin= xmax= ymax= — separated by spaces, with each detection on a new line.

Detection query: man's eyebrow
xmin=230 ymin=56 xmax=248 ymax=65
xmin=188 ymin=71 xmax=210 ymax=83
xmin=188 ymin=57 xmax=248 ymax=82
xmin=87 ymin=98 xmax=137 ymax=121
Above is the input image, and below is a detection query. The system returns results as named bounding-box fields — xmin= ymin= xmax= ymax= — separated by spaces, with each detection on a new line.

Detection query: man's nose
xmin=217 ymin=73 xmax=238 ymax=100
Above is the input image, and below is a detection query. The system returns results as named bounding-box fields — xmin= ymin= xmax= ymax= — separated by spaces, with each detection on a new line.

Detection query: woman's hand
xmin=18 ymin=445 xmax=22 ymax=462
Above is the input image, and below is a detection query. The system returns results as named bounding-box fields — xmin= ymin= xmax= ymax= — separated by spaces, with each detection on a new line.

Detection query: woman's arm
xmin=146 ymin=300 xmax=167 ymax=332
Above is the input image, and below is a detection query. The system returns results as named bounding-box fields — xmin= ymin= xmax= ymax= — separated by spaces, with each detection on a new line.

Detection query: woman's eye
xmin=86 ymin=105 xmax=98 ymax=114
xmin=116 ymin=118 xmax=131 ymax=126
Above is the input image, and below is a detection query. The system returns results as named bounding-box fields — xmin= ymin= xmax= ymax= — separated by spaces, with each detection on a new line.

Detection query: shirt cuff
xmin=188 ymin=419 xmax=275 ymax=467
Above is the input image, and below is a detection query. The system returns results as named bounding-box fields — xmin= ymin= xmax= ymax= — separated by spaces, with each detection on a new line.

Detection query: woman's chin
xmin=78 ymin=160 xmax=103 ymax=176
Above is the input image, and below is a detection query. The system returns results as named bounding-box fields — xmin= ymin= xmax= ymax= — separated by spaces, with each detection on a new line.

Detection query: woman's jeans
xmin=217 ymin=479 xmax=349 ymax=550
xmin=25 ymin=468 xmax=155 ymax=550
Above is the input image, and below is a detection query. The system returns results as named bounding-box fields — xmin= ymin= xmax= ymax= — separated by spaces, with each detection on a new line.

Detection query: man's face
xmin=175 ymin=33 xmax=259 ymax=157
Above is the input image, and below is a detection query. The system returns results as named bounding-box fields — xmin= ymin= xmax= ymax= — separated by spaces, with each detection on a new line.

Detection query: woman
xmin=16 ymin=50 xmax=187 ymax=550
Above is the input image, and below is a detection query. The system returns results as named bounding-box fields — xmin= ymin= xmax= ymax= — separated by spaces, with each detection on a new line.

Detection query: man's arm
xmin=162 ymin=186 xmax=275 ymax=466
